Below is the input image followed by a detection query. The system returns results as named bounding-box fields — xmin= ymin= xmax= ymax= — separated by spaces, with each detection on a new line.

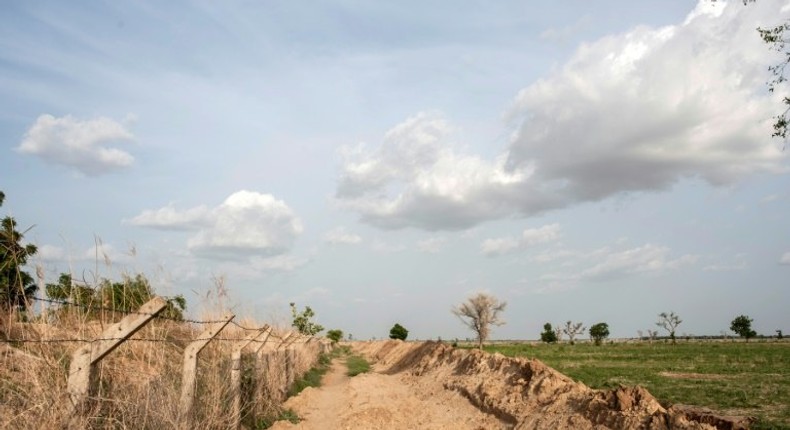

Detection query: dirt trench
xmin=273 ymin=341 xmax=752 ymax=430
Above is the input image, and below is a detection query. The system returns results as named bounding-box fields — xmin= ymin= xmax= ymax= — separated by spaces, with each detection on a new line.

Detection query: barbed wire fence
xmin=1 ymin=295 xmax=332 ymax=429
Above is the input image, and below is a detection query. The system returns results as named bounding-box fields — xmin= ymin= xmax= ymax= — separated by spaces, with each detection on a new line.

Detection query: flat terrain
xmin=482 ymin=340 xmax=790 ymax=429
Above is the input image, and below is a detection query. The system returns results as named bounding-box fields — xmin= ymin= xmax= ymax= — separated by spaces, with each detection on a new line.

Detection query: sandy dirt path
xmin=270 ymin=357 xmax=509 ymax=430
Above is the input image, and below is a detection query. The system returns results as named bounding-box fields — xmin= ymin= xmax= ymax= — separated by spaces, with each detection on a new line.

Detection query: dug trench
xmin=274 ymin=340 xmax=754 ymax=430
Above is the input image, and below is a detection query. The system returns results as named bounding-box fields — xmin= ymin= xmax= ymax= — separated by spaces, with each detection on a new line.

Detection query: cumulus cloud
xmin=129 ymin=191 xmax=303 ymax=259
xmin=126 ymin=205 xmax=211 ymax=230
xmin=580 ymin=244 xmax=698 ymax=281
xmin=334 ymin=2 xmax=787 ymax=232
xmin=482 ymin=224 xmax=561 ymax=257
xmin=35 ymin=242 xmax=133 ymax=265
xmin=334 ymin=112 xmax=549 ymax=230
xmin=17 ymin=114 xmax=136 ymax=175
xmin=703 ymin=254 xmax=749 ymax=272
xmin=780 ymin=252 xmax=790 ymax=265
xmin=323 ymin=227 xmax=362 ymax=245
xmin=534 ymin=243 xmax=698 ymax=292
xmin=506 ymin=1 xmax=786 ymax=201
xmin=417 ymin=237 xmax=446 ymax=254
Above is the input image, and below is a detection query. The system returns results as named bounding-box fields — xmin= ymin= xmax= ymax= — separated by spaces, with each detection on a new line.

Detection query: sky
xmin=1 ymin=0 xmax=789 ymax=341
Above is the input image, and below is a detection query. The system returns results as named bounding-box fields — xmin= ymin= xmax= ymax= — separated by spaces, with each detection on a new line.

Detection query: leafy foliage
xmin=290 ymin=302 xmax=324 ymax=335
xmin=326 ymin=329 xmax=343 ymax=343
xmin=540 ymin=323 xmax=558 ymax=343
xmin=45 ymin=272 xmax=185 ymax=320
xmin=758 ymin=20 xmax=790 ymax=140
xmin=589 ymin=322 xmax=610 ymax=346
xmin=0 ymin=191 xmax=38 ymax=313
xmin=452 ymin=292 xmax=506 ymax=350
xmin=730 ymin=315 xmax=757 ymax=341
xmin=389 ymin=323 xmax=408 ymax=340
xmin=656 ymin=311 xmax=682 ymax=344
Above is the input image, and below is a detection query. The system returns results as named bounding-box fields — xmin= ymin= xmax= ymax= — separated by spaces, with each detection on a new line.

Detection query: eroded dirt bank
xmin=352 ymin=340 xmax=753 ymax=430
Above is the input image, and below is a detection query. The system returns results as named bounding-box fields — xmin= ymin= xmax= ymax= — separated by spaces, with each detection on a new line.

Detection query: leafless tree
xmin=562 ymin=321 xmax=586 ymax=345
xmin=452 ymin=292 xmax=506 ymax=350
xmin=656 ymin=311 xmax=682 ymax=344
xmin=554 ymin=324 xmax=564 ymax=342
xmin=647 ymin=330 xmax=658 ymax=343
xmin=637 ymin=330 xmax=644 ymax=341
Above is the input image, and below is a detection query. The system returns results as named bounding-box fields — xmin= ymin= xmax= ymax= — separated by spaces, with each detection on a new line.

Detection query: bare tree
xmin=656 ymin=311 xmax=682 ymax=344
xmin=554 ymin=324 xmax=564 ymax=342
xmin=637 ymin=330 xmax=644 ymax=341
xmin=647 ymin=330 xmax=658 ymax=343
xmin=562 ymin=321 xmax=586 ymax=345
xmin=452 ymin=292 xmax=506 ymax=350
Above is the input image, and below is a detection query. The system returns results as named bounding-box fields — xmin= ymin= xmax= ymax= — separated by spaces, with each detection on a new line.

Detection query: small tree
xmin=777 ymin=329 xmax=784 ymax=340
xmin=1 ymin=191 xmax=38 ymax=314
xmin=730 ymin=315 xmax=757 ymax=342
xmin=540 ymin=323 xmax=558 ymax=343
xmin=290 ymin=302 xmax=324 ymax=335
xmin=554 ymin=324 xmax=563 ymax=342
xmin=389 ymin=323 xmax=409 ymax=340
xmin=563 ymin=321 xmax=586 ymax=345
xmin=589 ymin=322 xmax=610 ymax=346
xmin=656 ymin=311 xmax=682 ymax=344
xmin=452 ymin=292 xmax=506 ymax=350
xmin=326 ymin=329 xmax=343 ymax=343
xmin=45 ymin=272 xmax=185 ymax=321
xmin=647 ymin=330 xmax=658 ymax=343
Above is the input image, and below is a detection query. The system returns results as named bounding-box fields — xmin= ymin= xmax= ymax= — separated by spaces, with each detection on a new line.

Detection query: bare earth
xmin=271 ymin=357 xmax=508 ymax=429
xmin=271 ymin=341 xmax=753 ymax=430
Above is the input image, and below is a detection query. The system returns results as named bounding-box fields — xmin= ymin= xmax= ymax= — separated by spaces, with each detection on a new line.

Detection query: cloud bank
xmin=130 ymin=190 xmax=303 ymax=259
xmin=335 ymin=2 xmax=787 ymax=232
xmin=17 ymin=114 xmax=136 ymax=175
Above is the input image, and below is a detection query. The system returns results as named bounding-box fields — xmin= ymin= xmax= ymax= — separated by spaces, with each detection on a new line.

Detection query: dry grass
xmin=0 ymin=310 xmax=324 ymax=429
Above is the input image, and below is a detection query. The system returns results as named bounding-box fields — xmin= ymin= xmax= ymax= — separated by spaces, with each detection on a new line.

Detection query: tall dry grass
xmin=0 ymin=308 xmax=324 ymax=429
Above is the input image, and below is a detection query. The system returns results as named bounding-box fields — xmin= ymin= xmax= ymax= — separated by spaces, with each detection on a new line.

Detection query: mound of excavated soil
xmin=352 ymin=341 xmax=753 ymax=430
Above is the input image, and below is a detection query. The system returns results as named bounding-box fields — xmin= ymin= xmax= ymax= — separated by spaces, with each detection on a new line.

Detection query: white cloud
xmin=219 ymin=255 xmax=310 ymax=279
xmin=581 ymin=244 xmax=697 ymax=281
xmin=482 ymin=223 xmax=561 ymax=257
xmin=334 ymin=112 xmax=542 ymax=231
xmin=780 ymin=252 xmax=790 ymax=265
xmin=505 ymin=2 xmax=786 ymax=202
xmin=481 ymin=237 xmax=520 ymax=257
xmin=35 ymin=242 xmax=133 ymax=265
xmin=703 ymin=254 xmax=748 ymax=272
xmin=130 ymin=191 xmax=303 ymax=259
xmin=36 ymin=244 xmax=66 ymax=261
xmin=417 ymin=237 xmax=446 ymax=254
xmin=126 ymin=204 xmax=211 ymax=230
xmin=334 ymin=2 xmax=787 ymax=232
xmin=323 ymin=227 xmax=362 ymax=245
xmin=17 ymin=114 xmax=135 ymax=175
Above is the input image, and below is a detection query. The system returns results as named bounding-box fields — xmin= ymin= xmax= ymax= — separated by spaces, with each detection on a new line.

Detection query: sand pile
xmin=352 ymin=341 xmax=752 ymax=430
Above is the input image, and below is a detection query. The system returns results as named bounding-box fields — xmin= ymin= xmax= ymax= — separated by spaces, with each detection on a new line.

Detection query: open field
xmin=481 ymin=341 xmax=790 ymax=429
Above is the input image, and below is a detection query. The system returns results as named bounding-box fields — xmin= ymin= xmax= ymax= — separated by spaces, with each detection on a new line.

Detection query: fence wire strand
xmin=1 ymin=296 xmax=309 ymax=346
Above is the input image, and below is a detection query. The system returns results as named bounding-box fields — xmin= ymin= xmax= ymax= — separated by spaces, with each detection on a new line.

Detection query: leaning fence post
xmin=67 ymin=296 xmax=168 ymax=413
xmin=231 ymin=325 xmax=270 ymax=430
xmin=178 ymin=313 xmax=234 ymax=429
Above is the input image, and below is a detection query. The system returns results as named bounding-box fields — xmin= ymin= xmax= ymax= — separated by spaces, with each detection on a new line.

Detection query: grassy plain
xmin=483 ymin=340 xmax=790 ymax=429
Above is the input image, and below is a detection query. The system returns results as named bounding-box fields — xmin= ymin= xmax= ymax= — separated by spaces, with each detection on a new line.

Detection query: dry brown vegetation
xmin=0 ymin=309 xmax=323 ymax=429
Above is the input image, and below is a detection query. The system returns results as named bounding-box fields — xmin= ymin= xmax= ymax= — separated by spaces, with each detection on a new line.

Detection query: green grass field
xmin=481 ymin=341 xmax=790 ymax=429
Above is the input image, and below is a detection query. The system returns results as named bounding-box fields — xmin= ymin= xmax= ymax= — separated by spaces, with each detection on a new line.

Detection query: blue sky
xmin=2 ymin=0 xmax=788 ymax=340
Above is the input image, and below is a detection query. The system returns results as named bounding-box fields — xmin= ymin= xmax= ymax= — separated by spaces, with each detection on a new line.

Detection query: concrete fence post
xmin=178 ymin=313 xmax=234 ymax=429
xmin=230 ymin=325 xmax=270 ymax=430
xmin=67 ymin=296 xmax=168 ymax=414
